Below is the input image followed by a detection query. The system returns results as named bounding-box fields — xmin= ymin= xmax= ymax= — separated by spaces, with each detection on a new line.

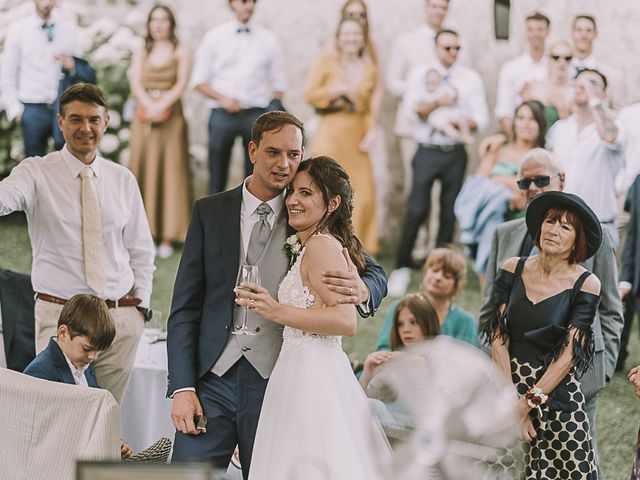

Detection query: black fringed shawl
xmin=481 ymin=257 xmax=599 ymax=410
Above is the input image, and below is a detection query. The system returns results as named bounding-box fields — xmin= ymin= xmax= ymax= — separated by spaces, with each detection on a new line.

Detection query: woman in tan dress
xmin=128 ymin=5 xmax=191 ymax=259
xmin=304 ymin=17 xmax=378 ymax=254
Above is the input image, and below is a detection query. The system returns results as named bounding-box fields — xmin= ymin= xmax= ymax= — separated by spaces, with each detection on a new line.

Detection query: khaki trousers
xmin=35 ymin=299 xmax=144 ymax=404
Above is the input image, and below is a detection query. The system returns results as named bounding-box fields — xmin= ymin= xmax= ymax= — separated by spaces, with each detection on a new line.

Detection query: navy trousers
xmin=207 ymin=108 xmax=266 ymax=194
xmin=172 ymin=356 xmax=268 ymax=479
xmin=21 ymin=103 xmax=64 ymax=158
xmin=396 ymin=144 xmax=467 ymax=268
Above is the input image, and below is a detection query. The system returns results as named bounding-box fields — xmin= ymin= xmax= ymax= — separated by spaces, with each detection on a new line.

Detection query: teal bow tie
xmin=41 ymin=22 xmax=55 ymax=42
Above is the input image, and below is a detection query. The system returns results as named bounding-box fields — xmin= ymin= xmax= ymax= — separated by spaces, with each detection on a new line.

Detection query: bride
xmin=236 ymin=156 xmax=393 ymax=479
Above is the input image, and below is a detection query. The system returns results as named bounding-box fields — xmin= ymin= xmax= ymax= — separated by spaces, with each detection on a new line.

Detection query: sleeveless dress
xmin=128 ymin=55 xmax=191 ymax=244
xmin=486 ymin=257 xmax=599 ymax=479
xmin=304 ymin=52 xmax=379 ymax=254
xmin=249 ymin=238 xmax=393 ymax=479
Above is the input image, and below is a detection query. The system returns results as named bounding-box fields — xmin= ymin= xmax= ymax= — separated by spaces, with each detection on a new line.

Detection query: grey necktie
xmin=80 ymin=166 xmax=106 ymax=295
xmin=246 ymin=202 xmax=272 ymax=264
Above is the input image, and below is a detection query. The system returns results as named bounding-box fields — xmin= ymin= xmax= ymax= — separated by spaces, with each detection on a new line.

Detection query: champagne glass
xmin=233 ymin=264 xmax=260 ymax=336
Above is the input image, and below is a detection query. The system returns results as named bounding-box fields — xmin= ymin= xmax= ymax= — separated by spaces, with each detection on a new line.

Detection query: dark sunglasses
xmin=517 ymin=174 xmax=559 ymax=190
xmin=550 ymin=54 xmax=573 ymax=62
xmin=442 ymin=45 xmax=461 ymax=52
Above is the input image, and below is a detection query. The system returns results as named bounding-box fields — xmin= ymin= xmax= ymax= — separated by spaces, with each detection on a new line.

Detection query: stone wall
xmin=1 ymin=0 xmax=639 ymax=239
xmin=3 ymin=0 xmax=638 ymax=140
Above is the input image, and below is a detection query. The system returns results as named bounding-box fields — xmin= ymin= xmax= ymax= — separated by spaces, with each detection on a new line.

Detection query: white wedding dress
xmin=249 ymin=240 xmax=393 ymax=480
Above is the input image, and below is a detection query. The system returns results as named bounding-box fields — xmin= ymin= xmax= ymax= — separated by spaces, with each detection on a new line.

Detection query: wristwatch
xmin=136 ymin=306 xmax=153 ymax=321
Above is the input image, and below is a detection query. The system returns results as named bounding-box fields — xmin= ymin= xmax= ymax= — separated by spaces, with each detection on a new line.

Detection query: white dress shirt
xmin=61 ymin=345 xmax=90 ymax=388
xmin=0 ymin=9 xmax=81 ymax=121
xmin=0 ymin=146 xmax=155 ymax=306
xmin=241 ymin=177 xmax=285 ymax=259
xmin=546 ymin=114 xmax=626 ymax=222
xmin=616 ymin=102 xmax=640 ymax=193
xmin=386 ymin=24 xmax=471 ymax=137
xmin=190 ymin=20 xmax=287 ymax=109
xmin=402 ymin=62 xmax=489 ymax=145
xmin=494 ymin=53 xmax=548 ymax=120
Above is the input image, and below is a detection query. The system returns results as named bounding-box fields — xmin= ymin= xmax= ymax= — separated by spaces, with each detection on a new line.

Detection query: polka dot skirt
xmin=512 ymin=358 xmax=596 ymax=480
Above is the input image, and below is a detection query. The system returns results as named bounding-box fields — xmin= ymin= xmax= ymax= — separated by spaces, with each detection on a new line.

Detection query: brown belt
xmin=36 ymin=292 xmax=141 ymax=309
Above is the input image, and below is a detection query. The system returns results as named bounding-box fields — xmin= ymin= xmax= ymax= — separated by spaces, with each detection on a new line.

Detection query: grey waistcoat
xmin=212 ymin=210 xmax=290 ymax=379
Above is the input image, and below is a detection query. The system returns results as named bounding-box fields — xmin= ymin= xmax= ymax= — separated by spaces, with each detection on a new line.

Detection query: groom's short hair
xmin=251 ymin=111 xmax=305 ymax=147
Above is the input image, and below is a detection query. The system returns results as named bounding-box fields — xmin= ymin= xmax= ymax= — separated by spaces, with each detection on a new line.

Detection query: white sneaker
xmin=156 ymin=244 xmax=174 ymax=259
xmin=387 ymin=268 xmax=411 ymax=298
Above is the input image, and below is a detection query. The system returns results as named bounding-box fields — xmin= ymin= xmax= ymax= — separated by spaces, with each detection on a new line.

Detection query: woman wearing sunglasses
xmin=521 ymin=40 xmax=575 ymax=128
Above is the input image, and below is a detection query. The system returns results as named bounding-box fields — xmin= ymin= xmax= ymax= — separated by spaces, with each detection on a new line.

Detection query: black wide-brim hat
xmin=526 ymin=191 xmax=602 ymax=260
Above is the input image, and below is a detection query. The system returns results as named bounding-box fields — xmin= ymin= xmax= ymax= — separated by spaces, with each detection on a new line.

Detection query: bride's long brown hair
xmin=293 ymin=156 xmax=365 ymax=273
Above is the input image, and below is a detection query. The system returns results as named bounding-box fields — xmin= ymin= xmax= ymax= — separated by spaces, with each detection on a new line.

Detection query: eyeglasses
xmin=442 ymin=45 xmax=461 ymax=52
xmin=550 ymin=54 xmax=573 ymax=62
xmin=517 ymin=174 xmax=559 ymax=190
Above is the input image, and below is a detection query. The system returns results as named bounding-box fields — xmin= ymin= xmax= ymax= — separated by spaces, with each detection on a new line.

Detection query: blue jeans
xmin=21 ymin=103 xmax=63 ymax=157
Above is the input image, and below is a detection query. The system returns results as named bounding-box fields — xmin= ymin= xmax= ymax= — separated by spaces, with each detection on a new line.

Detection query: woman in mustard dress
xmin=304 ymin=17 xmax=378 ymax=254
xmin=128 ymin=5 xmax=191 ymax=258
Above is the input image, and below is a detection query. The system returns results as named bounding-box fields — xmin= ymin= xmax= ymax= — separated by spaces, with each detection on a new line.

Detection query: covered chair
xmin=0 ymin=368 xmax=120 ymax=480
xmin=0 ymin=268 xmax=36 ymax=371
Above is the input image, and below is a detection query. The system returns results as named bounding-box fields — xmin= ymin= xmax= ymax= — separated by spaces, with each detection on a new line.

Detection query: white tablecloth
xmin=120 ymin=330 xmax=243 ymax=477
xmin=120 ymin=329 xmax=174 ymax=453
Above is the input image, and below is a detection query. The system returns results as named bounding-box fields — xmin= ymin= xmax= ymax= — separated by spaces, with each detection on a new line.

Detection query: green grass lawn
xmin=1 ymin=212 xmax=639 ymax=477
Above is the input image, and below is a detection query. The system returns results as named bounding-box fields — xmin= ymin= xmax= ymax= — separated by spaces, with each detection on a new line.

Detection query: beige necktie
xmin=80 ymin=166 xmax=106 ymax=295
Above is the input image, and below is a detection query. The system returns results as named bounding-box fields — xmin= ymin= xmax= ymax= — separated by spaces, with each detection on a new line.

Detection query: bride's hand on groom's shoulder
xmin=322 ymin=248 xmax=369 ymax=305
xmin=235 ymin=282 xmax=281 ymax=322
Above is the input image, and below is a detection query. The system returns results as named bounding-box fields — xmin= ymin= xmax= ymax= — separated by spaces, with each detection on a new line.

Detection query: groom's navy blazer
xmin=166 ymin=184 xmax=387 ymax=395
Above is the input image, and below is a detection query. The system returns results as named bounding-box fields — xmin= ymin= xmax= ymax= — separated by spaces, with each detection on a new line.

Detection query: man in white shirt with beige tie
xmin=0 ymin=83 xmax=155 ymax=404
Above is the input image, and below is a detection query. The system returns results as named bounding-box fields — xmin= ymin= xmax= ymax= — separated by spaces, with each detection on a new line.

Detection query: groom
xmin=167 ymin=111 xmax=387 ymax=477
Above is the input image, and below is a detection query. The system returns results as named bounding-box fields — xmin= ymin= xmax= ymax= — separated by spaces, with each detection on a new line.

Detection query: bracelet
xmin=524 ymin=386 xmax=550 ymax=408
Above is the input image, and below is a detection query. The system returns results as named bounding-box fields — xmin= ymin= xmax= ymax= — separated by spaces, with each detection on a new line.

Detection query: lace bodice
xmin=277 ymin=240 xmax=342 ymax=351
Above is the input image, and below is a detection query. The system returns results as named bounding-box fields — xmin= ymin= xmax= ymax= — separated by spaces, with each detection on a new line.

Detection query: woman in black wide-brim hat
xmin=482 ymin=191 xmax=601 ymax=479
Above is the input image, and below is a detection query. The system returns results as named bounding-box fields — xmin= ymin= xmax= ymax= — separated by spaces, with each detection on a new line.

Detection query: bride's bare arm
xmin=236 ymin=235 xmax=357 ymax=336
